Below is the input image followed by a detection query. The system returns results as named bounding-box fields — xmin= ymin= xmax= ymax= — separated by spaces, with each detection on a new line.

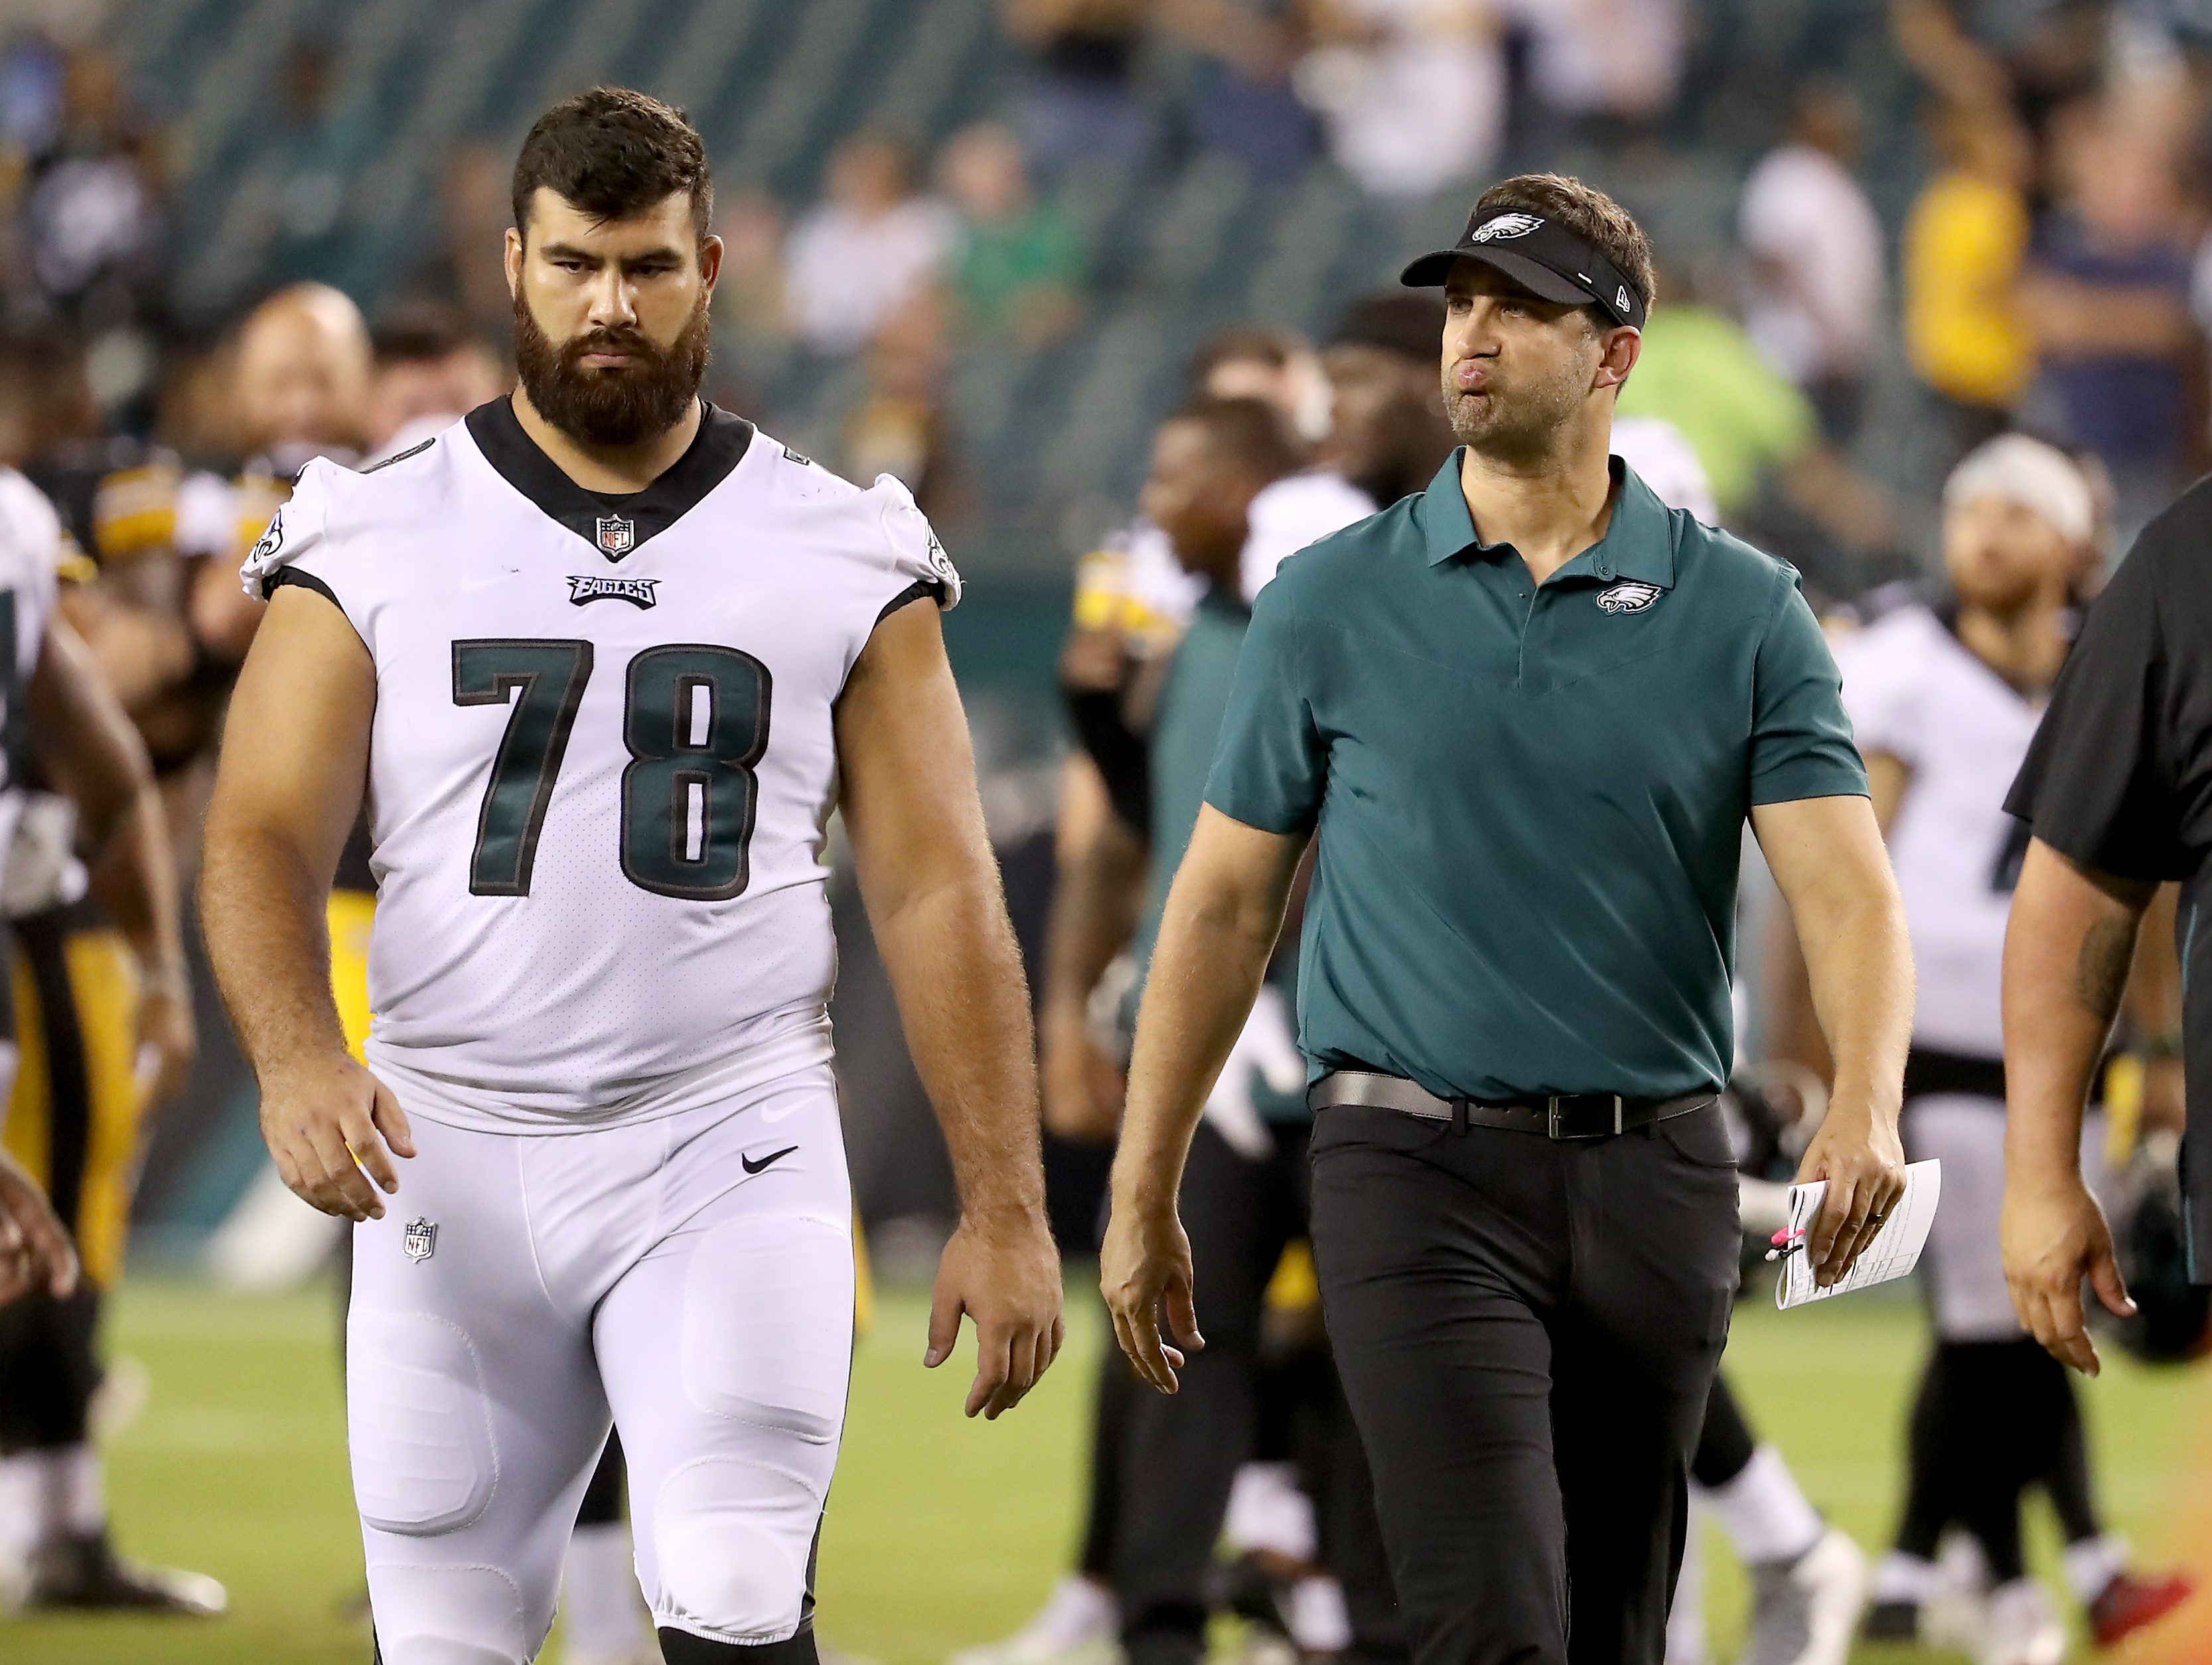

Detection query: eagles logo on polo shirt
xmin=1595 ymin=579 xmax=1662 ymax=614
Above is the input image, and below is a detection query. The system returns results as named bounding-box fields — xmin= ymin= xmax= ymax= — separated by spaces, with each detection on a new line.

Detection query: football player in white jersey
xmin=199 ymin=89 xmax=1063 ymax=1665
xmin=1826 ymin=436 xmax=2189 ymax=1663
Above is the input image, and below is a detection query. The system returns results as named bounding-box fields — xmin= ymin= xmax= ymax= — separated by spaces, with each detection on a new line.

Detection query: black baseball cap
xmin=1400 ymin=209 xmax=1648 ymax=330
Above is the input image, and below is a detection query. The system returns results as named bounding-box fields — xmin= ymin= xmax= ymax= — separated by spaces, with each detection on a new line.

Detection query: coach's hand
xmin=1099 ymin=1198 xmax=1201 ymax=1395
xmin=258 ymin=1052 xmax=415 ymax=1222
xmin=0 ymin=1150 xmax=76 ymax=1305
xmin=2003 ymin=1172 xmax=2132 ymax=1376
xmin=1795 ymin=1094 xmax=1906 ymax=1287
xmin=926 ymin=1212 xmax=1065 ymax=1419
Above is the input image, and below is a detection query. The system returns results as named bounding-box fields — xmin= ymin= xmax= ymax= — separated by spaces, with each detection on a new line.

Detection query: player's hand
xmin=258 ymin=1052 xmax=415 ymax=1222
xmin=135 ymin=975 xmax=197 ymax=1110
xmin=1099 ymin=1196 xmax=1201 ymax=1394
xmin=925 ymin=1212 xmax=1065 ymax=1419
xmin=1794 ymin=1092 xmax=1906 ymax=1287
xmin=2003 ymin=1171 xmax=2132 ymax=1376
xmin=1040 ymin=1004 xmax=1122 ymax=1144
xmin=0 ymin=1150 xmax=76 ymax=1305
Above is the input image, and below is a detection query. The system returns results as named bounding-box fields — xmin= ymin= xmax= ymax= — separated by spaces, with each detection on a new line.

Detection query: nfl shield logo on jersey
xmin=403 ymin=1218 xmax=437 ymax=1263
xmin=595 ymin=515 xmax=636 ymax=561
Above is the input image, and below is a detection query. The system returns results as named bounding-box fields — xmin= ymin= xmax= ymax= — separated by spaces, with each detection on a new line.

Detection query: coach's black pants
xmin=1112 ymin=1120 xmax=1405 ymax=1664
xmin=1309 ymin=1103 xmax=1741 ymax=1665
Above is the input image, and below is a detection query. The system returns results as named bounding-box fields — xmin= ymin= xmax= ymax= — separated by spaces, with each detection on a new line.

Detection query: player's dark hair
xmin=512 ymin=86 xmax=713 ymax=247
xmin=1469 ymin=173 xmax=1655 ymax=317
xmin=1168 ymin=396 xmax=1304 ymax=482
xmin=371 ymin=300 xmax=482 ymax=368
xmin=1185 ymin=325 xmax=1302 ymax=389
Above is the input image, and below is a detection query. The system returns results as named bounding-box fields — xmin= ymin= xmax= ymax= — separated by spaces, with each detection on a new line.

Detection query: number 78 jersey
xmin=243 ymin=400 xmax=959 ymax=1131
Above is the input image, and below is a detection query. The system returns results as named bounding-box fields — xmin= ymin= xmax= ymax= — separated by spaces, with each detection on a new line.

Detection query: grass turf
xmin=1 ymin=1275 xmax=2205 ymax=1663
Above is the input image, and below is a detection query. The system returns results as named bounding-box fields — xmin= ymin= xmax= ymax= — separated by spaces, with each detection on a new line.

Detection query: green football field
xmin=3 ymin=1275 xmax=2206 ymax=1664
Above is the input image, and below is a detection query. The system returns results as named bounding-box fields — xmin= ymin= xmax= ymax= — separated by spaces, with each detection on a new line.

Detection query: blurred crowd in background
xmin=0 ymin=0 xmax=2209 ymax=1258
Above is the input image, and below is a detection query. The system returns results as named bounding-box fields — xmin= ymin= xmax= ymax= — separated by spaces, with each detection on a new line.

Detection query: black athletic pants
xmin=1112 ymin=1121 xmax=1406 ymax=1664
xmin=1309 ymin=1103 xmax=1741 ymax=1665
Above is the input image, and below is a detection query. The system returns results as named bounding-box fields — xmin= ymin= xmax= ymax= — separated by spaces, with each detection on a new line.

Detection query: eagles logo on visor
xmin=1398 ymin=211 xmax=1648 ymax=330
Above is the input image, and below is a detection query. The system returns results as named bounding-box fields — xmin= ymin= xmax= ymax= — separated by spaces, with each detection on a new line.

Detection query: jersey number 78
xmin=451 ymin=637 xmax=772 ymax=902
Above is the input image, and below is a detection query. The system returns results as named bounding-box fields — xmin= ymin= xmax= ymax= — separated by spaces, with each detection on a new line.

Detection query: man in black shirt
xmin=2004 ymin=482 xmax=2212 ymax=1372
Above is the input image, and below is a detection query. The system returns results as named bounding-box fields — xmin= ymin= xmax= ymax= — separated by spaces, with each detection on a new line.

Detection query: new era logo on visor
xmin=1468 ymin=212 xmax=1543 ymax=244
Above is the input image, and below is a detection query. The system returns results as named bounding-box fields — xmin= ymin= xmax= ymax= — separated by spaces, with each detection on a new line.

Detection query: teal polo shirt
xmin=1203 ymin=451 xmax=1866 ymax=1102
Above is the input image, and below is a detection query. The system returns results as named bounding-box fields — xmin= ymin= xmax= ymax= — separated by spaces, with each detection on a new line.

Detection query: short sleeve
xmin=2006 ymin=540 xmax=2186 ymax=879
xmin=1203 ymin=575 xmax=1325 ymax=833
xmin=1749 ymin=572 xmax=1868 ymax=805
xmin=239 ymin=459 xmax=332 ymax=601
xmin=872 ymin=474 xmax=961 ymax=615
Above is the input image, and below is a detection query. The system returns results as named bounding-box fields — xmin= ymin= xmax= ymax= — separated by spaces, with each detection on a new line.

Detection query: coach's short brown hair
xmin=512 ymin=86 xmax=713 ymax=246
xmin=1470 ymin=173 xmax=1656 ymax=319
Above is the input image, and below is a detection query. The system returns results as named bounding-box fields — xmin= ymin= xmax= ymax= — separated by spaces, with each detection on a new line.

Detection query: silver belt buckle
xmin=1612 ymin=1094 xmax=1625 ymax=1134
xmin=1546 ymin=1096 xmax=1564 ymax=1138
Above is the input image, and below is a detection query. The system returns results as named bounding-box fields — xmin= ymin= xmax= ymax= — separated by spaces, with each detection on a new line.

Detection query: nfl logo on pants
xmin=403 ymin=1218 xmax=437 ymax=1263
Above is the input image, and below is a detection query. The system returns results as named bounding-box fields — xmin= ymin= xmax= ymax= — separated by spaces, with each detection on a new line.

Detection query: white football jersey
xmin=1833 ymin=603 xmax=2041 ymax=1058
xmin=243 ymin=401 xmax=958 ymax=1131
xmin=0 ymin=469 xmax=64 ymax=871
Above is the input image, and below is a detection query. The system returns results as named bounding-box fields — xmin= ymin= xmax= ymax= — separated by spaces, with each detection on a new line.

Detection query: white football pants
xmin=348 ymin=1064 xmax=853 ymax=1662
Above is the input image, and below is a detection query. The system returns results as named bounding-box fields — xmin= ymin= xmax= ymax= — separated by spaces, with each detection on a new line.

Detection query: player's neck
xmin=507 ymin=386 xmax=703 ymax=495
xmin=1956 ymin=590 xmax=2070 ymax=695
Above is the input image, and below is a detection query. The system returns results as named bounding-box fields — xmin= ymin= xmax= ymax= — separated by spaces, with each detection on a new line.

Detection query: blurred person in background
xmin=2016 ymin=96 xmax=2199 ymax=540
xmin=0 ymin=439 xmax=211 ymax=1615
xmin=711 ymin=189 xmax=790 ymax=348
xmin=995 ymin=317 xmax=1413 ymax=1665
xmin=1162 ymin=0 xmax=1320 ymax=182
xmin=1296 ymin=0 xmax=1506 ymax=202
xmin=1497 ymin=0 xmax=1687 ymax=147
xmin=785 ymin=131 xmax=958 ymax=358
xmin=1895 ymin=0 xmax=2037 ymax=463
xmin=1613 ymin=259 xmax=1899 ymax=601
xmin=938 ymin=121 xmax=1085 ymax=348
xmin=1313 ymin=293 xmax=1455 ymax=510
xmin=999 ymin=0 xmax=1153 ymax=183
xmin=1766 ymin=436 xmax=2191 ymax=1663
xmin=1737 ymin=80 xmax=1885 ymax=447
xmin=0 ymin=1152 xmax=72 ymax=1313
xmin=842 ymin=293 xmax=966 ymax=525
xmin=262 ymin=38 xmax=373 ymax=293
xmin=362 ymin=301 xmax=506 ymax=465
xmin=12 ymin=46 xmax=166 ymax=431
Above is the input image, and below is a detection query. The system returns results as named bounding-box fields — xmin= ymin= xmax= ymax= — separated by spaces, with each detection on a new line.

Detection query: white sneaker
xmin=1979 ymin=1579 xmax=2065 ymax=1665
xmin=1744 ymin=1526 xmax=1868 ymax=1665
xmin=948 ymin=1575 xmax=1122 ymax=1665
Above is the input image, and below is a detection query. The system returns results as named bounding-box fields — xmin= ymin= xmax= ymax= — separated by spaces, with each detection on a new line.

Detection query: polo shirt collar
xmin=1420 ymin=449 xmax=1680 ymax=589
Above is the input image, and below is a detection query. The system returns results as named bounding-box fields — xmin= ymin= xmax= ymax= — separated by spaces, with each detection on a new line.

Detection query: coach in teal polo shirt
xmin=1100 ymin=175 xmax=1916 ymax=1665
xmin=1208 ymin=447 xmax=1860 ymax=1104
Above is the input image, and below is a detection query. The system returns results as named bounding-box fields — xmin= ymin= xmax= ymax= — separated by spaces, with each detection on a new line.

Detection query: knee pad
xmin=681 ymin=1215 xmax=850 ymax=1446
xmin=651 ymin=1456 xmax=820 ymax=1640
xmin=350 ymin=1312 xmax=498 ymax=1536
xmin=370 ymin=1563 xmax=526 ymax=1664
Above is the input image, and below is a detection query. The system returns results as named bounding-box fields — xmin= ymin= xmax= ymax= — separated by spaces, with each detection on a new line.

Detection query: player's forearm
xmin=874 ymin=869 xmax=1049 ymax=1229
xmin=88 ymin=780 xmax=186 ymax=991
xmin=2004 ymin=840 xmax=2155 ymax=1183
xmin=199 ymin=819 xmax=350 ymax=1078
xmin=1793 ymin=873 xmax=1913 ymax=1124
xmin=1113 ymin=862 xmax=1286 ymax=1214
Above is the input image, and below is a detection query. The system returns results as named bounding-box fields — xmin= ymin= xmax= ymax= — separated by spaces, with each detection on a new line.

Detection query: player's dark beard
xmin=513 ymin=291 xmax=712 ymax=449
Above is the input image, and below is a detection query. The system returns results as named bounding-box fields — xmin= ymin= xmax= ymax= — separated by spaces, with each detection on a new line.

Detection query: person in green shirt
xmin=1101 ymin=174 xmax=1916 ymax=1665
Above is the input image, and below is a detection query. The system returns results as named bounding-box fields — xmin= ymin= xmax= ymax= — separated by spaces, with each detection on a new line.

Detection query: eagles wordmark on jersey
xmin=243 ymin=397 xmax=958 ymax=1129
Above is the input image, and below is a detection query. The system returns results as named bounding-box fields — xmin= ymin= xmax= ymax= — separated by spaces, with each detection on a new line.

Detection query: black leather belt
xmin=1309 ymin=1069 xmax=1716 ymax=1140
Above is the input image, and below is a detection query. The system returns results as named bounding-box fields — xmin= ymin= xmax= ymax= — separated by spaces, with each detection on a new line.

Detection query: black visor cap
xmin=1400 ymin=211 xmax=1647 ymax=330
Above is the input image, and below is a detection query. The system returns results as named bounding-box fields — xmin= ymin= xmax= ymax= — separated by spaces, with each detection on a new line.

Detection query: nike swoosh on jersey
xmin=741 ymin=1145 xmax=799 ymax=1175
